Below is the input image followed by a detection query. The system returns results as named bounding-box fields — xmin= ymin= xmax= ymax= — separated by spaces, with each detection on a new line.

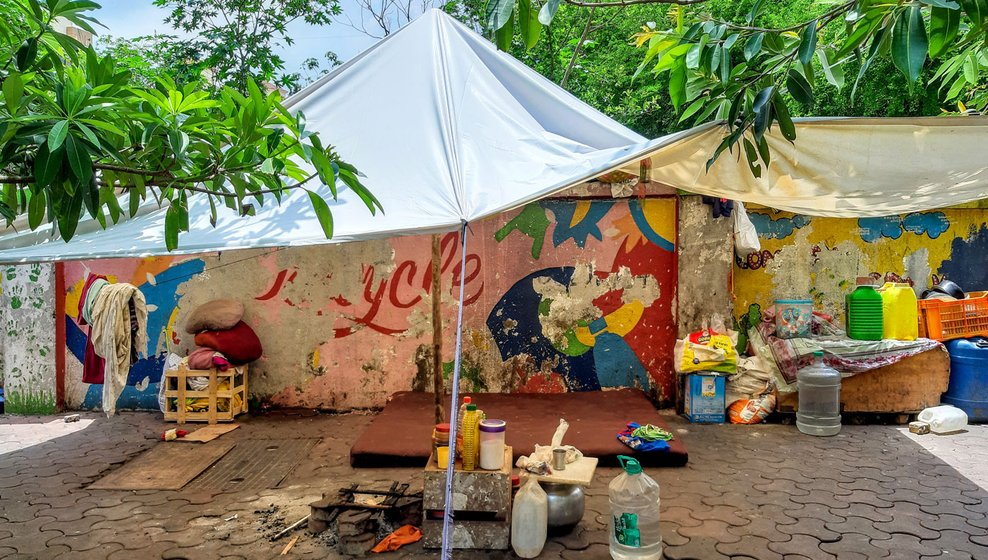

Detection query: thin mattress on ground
xmin=350 ymin=389 xmax=687 ymax=468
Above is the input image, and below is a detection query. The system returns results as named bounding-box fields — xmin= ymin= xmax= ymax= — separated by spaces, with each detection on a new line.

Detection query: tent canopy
xmin=0 ymin=9 xmax=987 ymax=263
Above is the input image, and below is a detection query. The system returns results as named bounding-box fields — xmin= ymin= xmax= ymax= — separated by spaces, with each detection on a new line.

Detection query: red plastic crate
xmin=918 ymin=291 xmax=988 ymax=341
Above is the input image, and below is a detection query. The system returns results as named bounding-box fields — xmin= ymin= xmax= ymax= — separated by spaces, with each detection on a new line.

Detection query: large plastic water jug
xmin=943 ymin=338 xmax=988 ymax=421
xmin=880 ymin=282 xmax=918 ymax=340
xmin=796 ymin=351 xmax=842 ymax=436
xmin=846 ymin=278 xmax=883 ymax=341
xmin=609 ymin=456 xmax=661 ymax=560
xmin=917 ymin=405 xmax=968 ymax=434
xmin=511 ymin=476 xmax=548 ymax=558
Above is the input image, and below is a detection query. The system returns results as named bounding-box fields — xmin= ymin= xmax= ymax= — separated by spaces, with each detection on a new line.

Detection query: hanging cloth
xmin=77 ymin=274 xmax=108 ymax=384
xmin=90 ymin=282 xmax=148 ymax=417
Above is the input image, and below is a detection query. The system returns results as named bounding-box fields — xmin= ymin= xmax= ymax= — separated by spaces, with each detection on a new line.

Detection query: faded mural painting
xmin=60 ymin=197 xmax=679 ymax=411
xmin=734 ymin=206 xmax=988 ymax=324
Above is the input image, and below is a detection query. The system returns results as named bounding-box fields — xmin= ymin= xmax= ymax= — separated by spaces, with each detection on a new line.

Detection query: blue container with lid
xmin=943 ymin=338 xmax=988 ymax=422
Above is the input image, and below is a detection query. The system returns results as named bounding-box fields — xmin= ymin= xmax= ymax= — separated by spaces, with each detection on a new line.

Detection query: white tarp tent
xmin=1 ymin=10 xmax=988 ymax=263
xmin=2 ymin=9 xmax=987 ymax=557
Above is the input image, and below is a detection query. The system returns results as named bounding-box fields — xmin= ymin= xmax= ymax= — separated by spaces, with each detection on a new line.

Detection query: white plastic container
xmin=511 ymin=476 xmax=548 ymax=558
xmin=796 ymin=351 xmax=842 ymax=436
xmin=609 ymin=456 xmax=661 ymax=560
xmin=478 ymin=419 xmax=506 ymax=470
xmin=918 ymin=405 xmax=969 ymax=434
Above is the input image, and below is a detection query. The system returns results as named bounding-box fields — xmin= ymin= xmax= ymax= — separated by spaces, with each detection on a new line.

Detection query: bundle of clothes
xmin=78 ymin=274 xmax=148 ymax=417
xmin=175 ymin=299 xmax=262 ymax=413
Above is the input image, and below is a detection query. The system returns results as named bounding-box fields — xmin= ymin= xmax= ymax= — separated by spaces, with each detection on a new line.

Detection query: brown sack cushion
xmin=184 ymin=299 xmax=244 ymax=334
xmin=194 ymin=321 xmax=262 ymax=364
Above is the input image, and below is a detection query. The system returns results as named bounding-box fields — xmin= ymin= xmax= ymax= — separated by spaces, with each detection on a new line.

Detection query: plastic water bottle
xmin=918 ymin=405 xmax=968 ymax=434
xmin=511 ymin=476 xmax=548 ymax=558
xmin=609 ymin=456 xmax=661 ymax=560
xmin=796 ymin=351 xmax=842 ymax=436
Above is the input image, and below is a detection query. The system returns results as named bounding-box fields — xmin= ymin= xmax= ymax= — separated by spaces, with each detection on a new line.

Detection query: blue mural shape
xmin=629 ymin=200 xmax=676 ymax=252
xmin=859 ymin=216 xmax=904 ymax=242
xmin=860 ymin=212 xmax=950 ymax=242
xmin=71 ymin=258 xmax=207 ymax=410
xmin=592 ymin=332 xmax=650 ymax=389
xmin=749 ymin=213 xmax=811 ymax=239
xmin=487 ymin=267 xmax=650 ymax=392
xmin=939 ymin=225 xmax=988 ymax=294
xmin=543 ymin=200 xmax=614 ymax=248
xmin=903 ymin=212 xmax=950 ymax=239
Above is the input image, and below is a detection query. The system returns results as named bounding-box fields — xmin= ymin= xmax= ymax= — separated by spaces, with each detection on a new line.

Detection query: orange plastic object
xmin=918 ymin=291 xmax=988 ymax=341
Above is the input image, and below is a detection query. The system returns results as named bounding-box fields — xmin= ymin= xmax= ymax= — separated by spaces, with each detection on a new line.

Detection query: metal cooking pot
xmin=540 ymin=482 xmax=585 ymax=535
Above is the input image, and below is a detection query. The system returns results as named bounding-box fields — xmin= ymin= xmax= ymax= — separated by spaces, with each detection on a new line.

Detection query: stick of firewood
xmin=272 ymin=515 xmax=310 ymax=541
xmin=280 ymin=534 xmax=300 ymax=555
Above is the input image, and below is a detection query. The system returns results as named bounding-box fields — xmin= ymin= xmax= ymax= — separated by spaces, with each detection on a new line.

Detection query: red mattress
xmin=350 ymin=389 xmax=688 ymax=468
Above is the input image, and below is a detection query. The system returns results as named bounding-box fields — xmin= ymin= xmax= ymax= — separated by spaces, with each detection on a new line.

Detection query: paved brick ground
xmin=1 ymin=410 xmax=986 ymax=559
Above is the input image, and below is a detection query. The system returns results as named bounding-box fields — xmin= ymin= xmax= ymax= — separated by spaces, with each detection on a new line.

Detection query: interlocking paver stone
xmin=4 ymin=412 xmax=988 ymax=560
xmin=768 ymin=534 xmax=835 ymax=559
xmin=819 ymin=532 xmax=890 ymax=559
xmin=823 ymin=514 xmax=893 ymax=540
xmin=663 ymin=536 xmax=730 ymax=560
xmin=715 ymin=535 xmax=783 ymax=560
xmin=778 ymin=517 xmax=842 ymax=542
xmin=872 ymin=533 xmax=944 ymax=557
xmin=679 ymin=519 xmax=741 ymax=543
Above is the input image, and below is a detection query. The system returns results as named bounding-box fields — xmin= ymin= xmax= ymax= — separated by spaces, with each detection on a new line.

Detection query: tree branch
xmin=561 ymin=8 xmax=596 ymax=88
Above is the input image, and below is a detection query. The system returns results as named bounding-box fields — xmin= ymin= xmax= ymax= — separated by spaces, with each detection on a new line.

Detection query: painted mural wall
xmin=734 ymin=206 xmax=988 ymax=323
xmin=1 ymin=263 xmax=57 ymax=414
xmin=62 ymin=196 xmax=680 ymax=411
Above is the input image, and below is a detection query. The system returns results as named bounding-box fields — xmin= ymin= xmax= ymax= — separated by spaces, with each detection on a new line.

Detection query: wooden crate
xmin=163 ymin=363 xmax=248 ymax=424
xmin=778 ymin=347 xmax=950 ymax=414
xmin=421 ymin=446 xmax=512 ymax=549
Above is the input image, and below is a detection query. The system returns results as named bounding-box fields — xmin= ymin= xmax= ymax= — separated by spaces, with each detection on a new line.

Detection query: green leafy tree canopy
xmin=484 ymin=0 xmax=988 ymax=173
xmin=0 ymin=0 xmax=380 ymax=250
xmin=153 ymin=0 xmax=342 ymax=93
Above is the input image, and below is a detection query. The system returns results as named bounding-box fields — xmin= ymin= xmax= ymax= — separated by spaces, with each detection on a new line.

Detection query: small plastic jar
xmin=432 ymin=423 xmax=450 ymax=467
xmin=478 ymin=419 xmax=507 ymax=470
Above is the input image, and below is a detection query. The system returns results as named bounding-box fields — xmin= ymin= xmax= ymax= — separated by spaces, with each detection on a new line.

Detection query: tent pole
xmin=441 ymin=222 xmax=468 ymax=560
xmin=432 ymin=234 xmax=444 ymax=424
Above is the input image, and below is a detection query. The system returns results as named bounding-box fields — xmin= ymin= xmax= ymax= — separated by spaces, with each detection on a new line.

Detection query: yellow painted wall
xmin=734 ymin=206 xmax=988 ymax=323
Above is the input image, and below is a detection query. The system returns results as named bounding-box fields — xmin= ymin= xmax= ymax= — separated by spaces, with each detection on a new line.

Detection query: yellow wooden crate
xmin=163 ymin=363 xmax=248 ymax=424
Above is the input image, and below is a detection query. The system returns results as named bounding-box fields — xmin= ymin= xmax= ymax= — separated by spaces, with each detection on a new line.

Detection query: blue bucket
xmin=943 ymin=338 xmax=988 ymax=422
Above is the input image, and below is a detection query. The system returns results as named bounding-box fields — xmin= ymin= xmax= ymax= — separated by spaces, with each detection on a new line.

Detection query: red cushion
xmin=194 ymin=321 xmax=262 ymax=365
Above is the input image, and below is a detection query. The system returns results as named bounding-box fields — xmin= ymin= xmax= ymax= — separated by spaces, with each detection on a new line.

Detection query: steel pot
xmin=540 ymin=482 xmax=585 ymax=535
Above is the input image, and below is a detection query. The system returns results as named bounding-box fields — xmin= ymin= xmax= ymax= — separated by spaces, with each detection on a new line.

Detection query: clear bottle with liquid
xmin=796 ymin=351 xmax=842 ymax=436
xmin=609 ymin=456 xmax=661 ymax=560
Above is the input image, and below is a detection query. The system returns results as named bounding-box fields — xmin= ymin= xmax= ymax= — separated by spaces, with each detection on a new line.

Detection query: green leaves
xmin=34 ymin=144 xmax=61 ymax=188
xmin=164 ymin=204 xmax=181 ymax=251
xmin=495 ymin=9 xmax=515 ymax=51
xmin=486 ymin=0 xmax=515 ymax=33
xmin=48 ymin=120 xmax=69 ymax=150
xmin=892 ymin=5 xmax=929 ymax=85
xmin=797 ymin=20 xmax=818 ymax=66
xmin=518 ymin=0 xmax=541 ymax=50
xmin=307 ymin=190 xmax=333 ymax=239
xmin=786 ymin=70 xmax=814 ymax=106
xmin=64 ymin=134 xmax=91 ymax=184
xmin=15 ymin=38 xmax=38 ymax=71
xmin=960 ymin=0 xmax=988 ymax=26
xmin=538 ymin=0 xmax=561 ymax=26
xmin=0 ymin=0 xmax=377 ymax=248
xmin=3 ymin=73 xmax=24 ymax=111
xmin=743 ymin=34 xmax=764 ymax=61
xmin=752 ymin=86 xmax=774 ymax=140
xmin=28 ymin=190 xmax=46 ymax=230
xmin=929 ymin=7 xmax=960 ymax=58
xmin=817 ymin=48 xmax=845 ymax=90
xmin=669 ymin=58 xmax=687 ymax=110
